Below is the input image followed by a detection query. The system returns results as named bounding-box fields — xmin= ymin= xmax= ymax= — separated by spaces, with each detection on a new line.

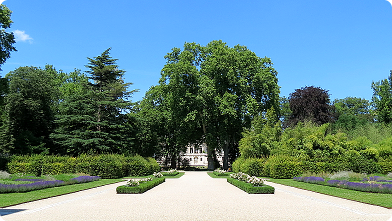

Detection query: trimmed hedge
xmin=7 ymin=154 xmax=160 ymax=178
xmin=227 ymin=177 xmax=275 ymax=194
xmin=162 ymin=171 xmax=180 ymax=176
xmin=116 ymin=177 xmax=165 ymax=194
xmin=212 ymin=171 xmax=227 ymax=176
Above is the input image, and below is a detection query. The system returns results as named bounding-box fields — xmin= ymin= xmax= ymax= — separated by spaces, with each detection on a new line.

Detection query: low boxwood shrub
xmin=162 ymin=169 xmax=179 ymax=176
xmin=227 ymin=177 xmax=274 ymax=194
xmin=116 ymin=177 xmax=165 ymax=194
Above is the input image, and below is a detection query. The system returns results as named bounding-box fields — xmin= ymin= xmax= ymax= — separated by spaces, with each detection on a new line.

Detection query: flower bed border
xmin=161 ymin=171 xmax=180 ymax=176
xmin=227 ymin=177 xmax=275 ymax=194
xmin=116 ymin=177 xmax=165 ymax=194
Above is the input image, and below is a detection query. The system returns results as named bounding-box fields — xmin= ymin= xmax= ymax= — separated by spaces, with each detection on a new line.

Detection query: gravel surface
xmin=1 ymin=171 xmax=392 ymax=221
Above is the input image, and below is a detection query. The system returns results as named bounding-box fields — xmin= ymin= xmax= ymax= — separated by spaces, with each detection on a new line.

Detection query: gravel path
xmin=1 ymin=171 xmax=392 ymax=221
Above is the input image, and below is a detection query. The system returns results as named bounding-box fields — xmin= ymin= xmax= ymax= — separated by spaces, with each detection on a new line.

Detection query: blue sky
xmin=1 ymin=0 xmax=392 ymax=102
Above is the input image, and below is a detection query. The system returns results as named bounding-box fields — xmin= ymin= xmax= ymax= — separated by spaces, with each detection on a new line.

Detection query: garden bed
xmin=293 ymin=172 xmax=392 ymax=194
xmin=116 ymin=177 xmax=165 ymax=194
xmin=0 ymin=172 xmax=101 ymax=193
xmin=227 ymin=178 xmax=275 ymax=194
xmin=227 ymin=172 xmax=274 ymax=194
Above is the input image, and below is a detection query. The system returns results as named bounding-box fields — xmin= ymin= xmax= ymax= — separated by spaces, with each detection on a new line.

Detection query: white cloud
xmin=13 ymin=30 xmax=33 ymax=43
xmin=0 ymin=0 xmax=6 ymax=5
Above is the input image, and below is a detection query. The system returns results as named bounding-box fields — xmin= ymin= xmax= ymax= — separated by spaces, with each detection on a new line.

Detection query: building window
xmin=200 ymin=158 xmax=202 ymax=161
xmin=190 ymin=148 xmax=193 ymax=153
xmin=190 ymin=158 xmax=192 ymax=161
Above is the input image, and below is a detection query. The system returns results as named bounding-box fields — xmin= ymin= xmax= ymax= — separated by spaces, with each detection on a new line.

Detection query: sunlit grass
xmin=270 ymin=179 xmax=392 ymax=208
xmin=0 ymin=179 xmax=123 ymax=207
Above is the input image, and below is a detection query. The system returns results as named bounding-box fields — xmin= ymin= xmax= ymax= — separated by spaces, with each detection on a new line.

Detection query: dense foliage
xmin=0 ymin=4 xmax=16 ymax=70
xmin=141 ymin=40 xmax=280 ymax=170
xmin=1 ymin=7 xmax=392 ymax=182
xmin=287 ymin=86 xmax=334 ymax=127
xmin=6 ymin=154 xmax=160 ymax=178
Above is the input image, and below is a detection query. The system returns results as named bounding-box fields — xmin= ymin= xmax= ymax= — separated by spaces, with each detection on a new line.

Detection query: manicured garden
xmin=269 ymin=171 xmax=392 ymax=208
xmin=0 ymin=154 xmax=162 ymax=207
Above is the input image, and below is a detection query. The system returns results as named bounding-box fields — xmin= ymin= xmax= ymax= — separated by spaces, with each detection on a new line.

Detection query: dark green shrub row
xmin=234 ymin=155 xmax=390 ymax=179
xmin=227 ymin=178 xmax=275 ymax=194
xmin=7 ymin=154 xmax=160 ymax=178
xmin=116 ymin=177 xmax=165 ymax=194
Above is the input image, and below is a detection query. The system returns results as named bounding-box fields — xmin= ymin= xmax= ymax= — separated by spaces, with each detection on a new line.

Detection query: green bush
xmin=7 ymin=154 xmax=161 ymax=178
xmin=227 ymin=177 xmax=274 ymax=194
xmin=116 ymin=177 xmax=165 ymax=194
xmin=127 ymin=155 xmax=150 ymax=176
xmin=240 ymin=158 xmax=265 ymax=177
xmin=264 ymin=155 xmax=303 ymax=179
xmin=146 ymin=157 xmax=161 ymax=174
xmin=232 ymin=157 xmax=245 ymax=173
xmin=378 ymin=161 xmax=392 ymax=174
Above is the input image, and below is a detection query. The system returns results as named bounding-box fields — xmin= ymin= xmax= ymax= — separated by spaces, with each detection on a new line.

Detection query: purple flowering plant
xmin=294 ymin=172 xmax=392 ymax=194
xmin=0 ymin=174 xmax=101 ymax=193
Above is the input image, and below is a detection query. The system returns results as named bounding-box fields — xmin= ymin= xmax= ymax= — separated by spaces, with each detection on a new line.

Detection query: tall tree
xmin=52 ymin=49 xmax=138 ymax=155
xmin=156 ymin=40 xmax=280 ymax=170
xmin=288 ymin=86 xmax=334 ymax=127
xmin=0 ymin=3 xmax=16 ymax=70
xmin=49 ymin=70 xmax=98 ymax=155
xmin=1 ymin=66 xmax=60 ymax=154
xmin=332 ymin=97 xmax=373 ymax=131
xmin=372 ymin=71 xmax=392 ymax=124
xmin=85 ymin=48 xmax=137 ymax=153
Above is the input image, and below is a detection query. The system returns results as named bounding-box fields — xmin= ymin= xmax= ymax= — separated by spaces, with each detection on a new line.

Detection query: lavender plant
xmin=0 ymin=180 xmax=65 ymax=193
xmin=69 ymin=176 xmax=100 ymax=184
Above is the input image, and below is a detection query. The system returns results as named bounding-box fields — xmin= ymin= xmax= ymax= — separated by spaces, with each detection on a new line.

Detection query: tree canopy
xmin=287 ymin=86 xmax=334 ymax=126
xmin=372 ymin=70 xmax=392 ymax=124
xmin=143 ymin=40 xmax=280 ymax=169
xmin=0 ymin=4 xmax=16 ymax=70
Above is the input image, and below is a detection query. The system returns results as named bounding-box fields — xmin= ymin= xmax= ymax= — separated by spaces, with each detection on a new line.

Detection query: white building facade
xmin=182 ymin=143 xmax=223 ymax=167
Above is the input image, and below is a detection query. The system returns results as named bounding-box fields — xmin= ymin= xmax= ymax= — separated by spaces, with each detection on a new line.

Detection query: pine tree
xmin=51 ymin=49 xmax=137 ymax=155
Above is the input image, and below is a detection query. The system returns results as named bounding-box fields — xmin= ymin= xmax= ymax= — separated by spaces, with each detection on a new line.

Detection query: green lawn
xmin=269 ymin=179 xmax=392 ymax=209
xmin=0 ymin=179 xmax=124 ymax=207
xmin=207 ymin=172 xmax=233 ymax=178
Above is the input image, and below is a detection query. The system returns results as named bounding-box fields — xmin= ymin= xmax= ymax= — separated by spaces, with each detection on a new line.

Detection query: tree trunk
xmin=223 ymin=134 xmax=229 ymax=170
xmin=170 ymin=153 xmax=177 ymax=169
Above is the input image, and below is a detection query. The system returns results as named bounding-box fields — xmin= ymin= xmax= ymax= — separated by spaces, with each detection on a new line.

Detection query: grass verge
xmin=0 ymin=179 xmax=123 ymax=208
xmin=269 ymin=179 xmax=392 ymax=209
xmin=207 ymin=172 xmax=232 ymax=178
xmin=164 ymin=172 xmax=185 ymax=178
